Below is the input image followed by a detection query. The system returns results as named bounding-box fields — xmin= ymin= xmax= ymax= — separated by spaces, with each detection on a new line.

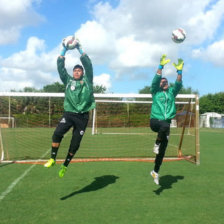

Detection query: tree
xmin=93 ymin=85 xmax=106 ymax=93
xmin=11 ymin=87 xmax=39 ymax=92
xmin=139 ymin=86 xmax=150 ymax=94
xmin=42 ymin=82 xmax=106 ymax=93
xmin=43 ymin=82 xmax=65 ymax=93
xmin=199 ymin=92 xmax=224 ymax=114
xmin=178 ymin=86 xmax=198 ymax=94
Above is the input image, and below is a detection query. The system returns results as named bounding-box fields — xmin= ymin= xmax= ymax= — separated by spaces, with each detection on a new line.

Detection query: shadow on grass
xmin=153 ymin=175 xmax=184 ymax=195
xmin=60 ymin=175 xmax=119 ymax=200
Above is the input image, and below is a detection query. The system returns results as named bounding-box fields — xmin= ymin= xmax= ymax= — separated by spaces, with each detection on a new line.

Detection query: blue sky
xmin=0 ymin=0 xmax=224 ymax=96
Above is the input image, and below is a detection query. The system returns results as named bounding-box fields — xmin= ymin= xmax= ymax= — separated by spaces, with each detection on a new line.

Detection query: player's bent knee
xmin=161 ymin=126 xmax=169 ymax=132
xmin=52 ymin=133 xmax=63 ymax=143
xmin=52 ymin=142 xmax=60 ymax=147
xmin=69 ymin=144 xmax=80 ymax=154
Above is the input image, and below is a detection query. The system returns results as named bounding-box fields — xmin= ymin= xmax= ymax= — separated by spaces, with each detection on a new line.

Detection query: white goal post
xmin=92 ymin=93 xmax=200 ymax=164
xmin=0 ymin=92 xmax=200 ymax=164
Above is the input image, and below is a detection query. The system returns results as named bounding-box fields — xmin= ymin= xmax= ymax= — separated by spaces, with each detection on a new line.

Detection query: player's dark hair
xmin=73 ymin=64 xmax=83 ymax=71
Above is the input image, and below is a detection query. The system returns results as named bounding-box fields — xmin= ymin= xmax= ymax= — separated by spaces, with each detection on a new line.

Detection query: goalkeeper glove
xmin=74 ymin=38 xmax=84 ymax=55
xmin=173 ymin=58 xmax=184 ymax=74
xmin=158 ymin=54 xmax=171 ymax=69
xmin=60 ymin=45 xmax=67 ymax=57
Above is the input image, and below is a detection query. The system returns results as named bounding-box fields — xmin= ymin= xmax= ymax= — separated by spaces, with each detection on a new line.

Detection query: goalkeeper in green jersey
xmin=44 ymin=38 xmax=96 ymax=178
xmin=150 ymin=54 xmax=183 ymax=185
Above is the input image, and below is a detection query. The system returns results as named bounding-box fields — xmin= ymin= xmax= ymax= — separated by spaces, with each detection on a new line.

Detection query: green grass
xmin=0 ymin=128 xmax=224 ymax=223
xmin=2 ymin=126 xmax=195 ymax=160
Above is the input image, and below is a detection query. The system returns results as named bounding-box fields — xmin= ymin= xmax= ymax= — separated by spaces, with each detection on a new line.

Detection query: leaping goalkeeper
xmin=150 ymin=54 xmax=183 ymax=185
xmin=44 ymin=37 xmax=96 ymax=177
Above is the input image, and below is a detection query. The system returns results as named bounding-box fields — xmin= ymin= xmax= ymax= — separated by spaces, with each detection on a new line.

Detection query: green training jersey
xmin=150 ymin=74 xmax=182 ymax=122
xmin=57 ymin=54 xmax=96 ymax=113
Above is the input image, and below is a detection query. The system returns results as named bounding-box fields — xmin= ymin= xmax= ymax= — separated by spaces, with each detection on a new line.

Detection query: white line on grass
xmin=0 ymin=149 xmax=50 ymax=201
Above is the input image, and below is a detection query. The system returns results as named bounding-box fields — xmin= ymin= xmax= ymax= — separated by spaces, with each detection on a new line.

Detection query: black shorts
xmin=52 ymin=111 xmax=89 ymax=143
xmin=150 ymin=118 xmax=170 ymax=141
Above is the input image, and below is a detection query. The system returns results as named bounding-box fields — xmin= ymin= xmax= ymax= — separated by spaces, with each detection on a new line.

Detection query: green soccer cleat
xmin=59 ymin=165 xmax=67 ymax=178
xmin=44 ymin=158 xmax=55 ymax=168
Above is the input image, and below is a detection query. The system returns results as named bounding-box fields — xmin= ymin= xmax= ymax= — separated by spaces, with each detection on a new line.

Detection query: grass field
xmin=1 ymin=126 xmax=196 ymax=160
xmin=0 ymin=128 xmax=223 ymax=224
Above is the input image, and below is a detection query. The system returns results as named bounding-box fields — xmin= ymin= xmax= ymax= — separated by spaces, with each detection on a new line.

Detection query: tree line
xmin=9 ymin=82 xmax=224 ymax=115
xmin=13 ymin=82 xmax=106 ymax=94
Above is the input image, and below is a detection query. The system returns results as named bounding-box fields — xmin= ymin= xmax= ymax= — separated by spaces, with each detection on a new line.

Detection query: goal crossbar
xmin=0 ymin=92 xmax=197 ymax=99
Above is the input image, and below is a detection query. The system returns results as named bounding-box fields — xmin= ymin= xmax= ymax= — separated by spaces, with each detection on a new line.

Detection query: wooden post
xmin=195 ymin=95 xmax=200 ymax=165
xmin=178 ymin=99 xmax=191 ymax=157
xmin=92 ymin=108 xmax=96 ymax=135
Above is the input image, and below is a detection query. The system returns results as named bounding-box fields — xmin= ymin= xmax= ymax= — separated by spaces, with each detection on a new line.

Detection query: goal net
xmin=0 ymin=92 xmax=200 ymax=164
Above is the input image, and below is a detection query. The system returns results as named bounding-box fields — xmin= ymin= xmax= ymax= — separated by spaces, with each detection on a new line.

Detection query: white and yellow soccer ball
xmin=171 ymin=28 xmax=186 ymax=43
xmin=62 ymin=35 xmax=78 ymax=50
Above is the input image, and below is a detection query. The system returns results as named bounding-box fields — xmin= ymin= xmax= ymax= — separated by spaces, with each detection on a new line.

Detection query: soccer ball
xmin=62 ymin=35 xmax=78 ymax=50
xmin=171 ymin=28 xmax=186 ymax=43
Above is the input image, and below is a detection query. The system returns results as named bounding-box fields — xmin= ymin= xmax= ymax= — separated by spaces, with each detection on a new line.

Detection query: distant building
xmin=200 ymin=112 xmax=224 ymax=128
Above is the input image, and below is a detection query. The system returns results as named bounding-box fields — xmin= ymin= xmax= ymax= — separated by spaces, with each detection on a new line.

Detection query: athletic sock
xmin=155 ymin=139 xmax=161 ymax=145
xmin=154 ymin=166 xmax=160 ymax=173
xmin=64 ymin=153 xmax=74 ymax=167
xmin=51 ymin=147 xmax=59 ymax=160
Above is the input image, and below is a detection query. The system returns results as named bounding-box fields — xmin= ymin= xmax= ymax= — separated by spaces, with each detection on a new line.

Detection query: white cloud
xmin=186 ymin=0 xmax=224 ymax=44
xmin=0 ymin=35 xmax=99 ymax=91
xmin=192 ymin=40 xmax=224 ymax=66
xmin=78 ymin=0 xmax=224 ymax=76
xmin=75 ymin=20 xmax=116 ymax=63
xmin=0 ymin=0 xmax=44 ymax=45
xmin=93 ymin=73 xmax=111 ymax=90
xmin=2 ymin=37 xmax=46 ymax=69
xmin=0 ymin=27 xmax=21 ymax=45
xmin=1 ymin=0 xmax=224 ymax=92
xmin=0 ymin=36 xmax=59 ymax=91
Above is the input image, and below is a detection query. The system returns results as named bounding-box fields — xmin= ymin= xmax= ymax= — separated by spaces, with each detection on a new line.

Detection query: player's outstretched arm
xmin=172 ymin=58 xmax=184 ymax=96
xmin=75 ymin=39 xmax=93 ymax=83
xmin=60 ymin=45 xmax=67 ymax=57
xmin=151 ymin=54 xmax=170 ymax=94
xmin=74 ymin=38 xmax=85 ymax=55
xmin=173 ymin=58 xmax=184 ymax=82
xmin=57 ymin=40 xmax=70 ymax=84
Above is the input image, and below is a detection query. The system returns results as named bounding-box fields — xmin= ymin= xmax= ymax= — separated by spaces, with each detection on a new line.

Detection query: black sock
xmin=155 ymin=139 xmax=161 ymax=145
xmin=51 ymin=147 xmax=59 ymax=160
xmin=64 ymin=153 xmax=74 ymax=167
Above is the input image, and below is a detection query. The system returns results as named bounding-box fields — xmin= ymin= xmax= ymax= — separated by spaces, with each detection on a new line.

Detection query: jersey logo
xmin=80 ymin=130 xmax=84 ymax=135
xmin=70 ymin=80 xmax=76 ymax=91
